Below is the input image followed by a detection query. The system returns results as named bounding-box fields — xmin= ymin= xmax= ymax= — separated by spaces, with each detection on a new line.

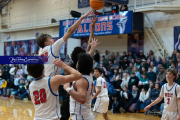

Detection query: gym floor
xmin=0 ymin=97 xmax=161 ymax=120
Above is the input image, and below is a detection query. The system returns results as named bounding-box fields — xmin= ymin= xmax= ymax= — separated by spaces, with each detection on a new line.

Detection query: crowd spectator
xmin=162 ymin=58 xmax=167 ymax=69
xmin=93 ymin=50 xmax=100 ymax=63
xmin=9 ymin=64 xmax=15 ymax=84
xmin=147 ymin=67 xmax=156 ymax=82
xmin=166 ymin=57 xmax=172 ymax=69
xmin=112 ymin=75 xmax=122 ymax=113
xmin=93 ymin=60 xmax=99 ymax=68
xmin=127 ymin=63 xmax=133 ymax=75
xmin=14 ymin=80 xmax=25 ymax=97
xmin=144 ymin=83 xmax=161 ymax=115
xmin=140 ymin=67 xmax=147 ymax=78
xmin=175 ymin=73 xmax=180 ymax=85
xmin=120 ymin=85 xmax=140 ymax=113
xmin=16 ymin=65 xmax=24 ymax=79
xmin=141 ymin=59 xmax=148 ymax=71
xmin=100 ymin=64 xmax=108 ymax=76
xmin=133 ymin=66 xmax=140 ymax=79
xmin=147 ymin=59 xmax=151 ymax=67
xmin=150 ymin=55 xmax=157 ymax=66
xmin=0 ymin=64 xmax=3 ymax=70
xmin=119 ymin=86 xmax=132 ymax=112
xmin=3 ymin=64 xmax=10 ymax=80
xmin=23 ymin=64 xmax=28 ymax=75
xmin=121 ymin=57 xmax=129 ymax=71
xmin=121 ymin=73 xmax=130 ymax=90
xmin=149 ymin=62 xmax=156 ymax=73
xmin=134 ymin=58 xmax=141 ymax=71
xmin=131 ymin=59 xmax=136 ymax=65
xmin=138 ymin=74 xmax=149 ymax=90
xmin=14 ymin=74 xmax=20 ymax=90
xmin=128 ymin=72 xmax=139 ymax=91
xmin=148 ymin=81 xmax=155 ymax=93
xmin=156 ymin=67 xmax=166 ymax=87
xmin=135 ymin=87 xmax=149 ymax=113
xmin=105 ymin=50 xmax=111 ymax=60
xmin=170 ymin=62 xmax=176 ymax=70
xmin=147 ymin=50 xmax=154 ymax=59
xmin=20 ymin=80 xmax=30 ymax=99
xmin=138 ymin=50 xmax=147 ymax=60
xmin=6 ymin=79 xmax=14 ymax=97
xmin=156 ymin=62 xmax=163 ymax=75
xmin=106 ymin=61 xmax=113 ymax=71
xmin=172 ymin=49 xmax=178 ymax=63
xmin=120 ymin=51 xmax=127 ymax=62
xmin=102 ymin=56 xmax=108 ymax=67
xmin=115 ymin=52 xmax=121 ymax=63
xmin=64 ymin=55 xmax=71 ymax=63
xmin=1 ymin=79 xmax=7 ymax=97
xmin=127 ymin=51 xmax=135 ymax=62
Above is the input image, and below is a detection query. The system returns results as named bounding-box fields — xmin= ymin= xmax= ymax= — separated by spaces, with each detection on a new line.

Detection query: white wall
xmin=67 ymin=38 xmax=81 ymax=56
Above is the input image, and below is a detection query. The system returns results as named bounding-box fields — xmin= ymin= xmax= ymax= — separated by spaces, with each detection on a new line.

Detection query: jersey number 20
xmin=33 ymin=89 xmax=47 ymax=105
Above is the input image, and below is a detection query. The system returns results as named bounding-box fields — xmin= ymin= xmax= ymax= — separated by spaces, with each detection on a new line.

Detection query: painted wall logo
xmin=116 ymin=17 xmax=127 ymax=34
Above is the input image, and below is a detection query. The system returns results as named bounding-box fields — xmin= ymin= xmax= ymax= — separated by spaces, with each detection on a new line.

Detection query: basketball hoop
xmin=53 ymin=0 xmax=70 ymax=6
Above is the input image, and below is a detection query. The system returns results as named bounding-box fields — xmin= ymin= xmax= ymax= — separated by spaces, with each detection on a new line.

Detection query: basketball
xmin=90 ymin=0 xmax=105 ymax=10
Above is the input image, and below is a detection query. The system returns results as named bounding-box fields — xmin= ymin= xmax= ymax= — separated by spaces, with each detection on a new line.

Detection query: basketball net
xmin=53 ymin=0 xmax=70 ymax=6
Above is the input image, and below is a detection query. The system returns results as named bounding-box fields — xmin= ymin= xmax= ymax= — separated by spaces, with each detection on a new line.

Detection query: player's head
xmin=94 ymin=67 xmax=103 ymax=78
xmin=166 ymin=68 xmax=177 ymax=82
xmin=36 ymin=33 xmax=53 ymax=48
xmin=27 ymin=64 xmax=44 ymax=79
xmin=76 ymin=53 xmax=93 ymax=75
xmin=71 ymin=47 xmax=86 ymax=64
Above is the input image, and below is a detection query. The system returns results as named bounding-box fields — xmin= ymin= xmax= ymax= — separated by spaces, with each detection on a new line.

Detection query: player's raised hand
xmin=90 ymin=14 xmax=98 ymax=27
xmin=144 ymin=105 xmax=151 ymax=111
xmin=53 ymin=59 xmax=66 ymax=68
xmin=81 ymin=10 xmax=93 ymax=19
xmin=88 ymin=38 xmax=100 ymax=49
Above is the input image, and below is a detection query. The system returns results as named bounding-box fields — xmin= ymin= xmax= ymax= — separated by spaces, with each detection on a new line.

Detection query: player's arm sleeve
xmin=176 ymin=86 xmax=180 ymax=98
xmin=159 ymin=85 xmax=164 ymax=98
xmin=96 ymin=78 xmax=102 ymax=87
xmin=51 ymin=38 xmax=65 ymax=57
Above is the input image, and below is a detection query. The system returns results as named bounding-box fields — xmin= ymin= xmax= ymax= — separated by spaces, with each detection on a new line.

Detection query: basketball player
xmin=92 ymin=67 xmax=110 ymax=120
xmin=64 ymin=53 xmax=94 ymax=120
xmin=36 ymin=10 xmax=92 ymax=77
xmin=144 ymin=68 xmax=180 ymax=120
xmin=27 ymin=59 xmax=82 ymax=120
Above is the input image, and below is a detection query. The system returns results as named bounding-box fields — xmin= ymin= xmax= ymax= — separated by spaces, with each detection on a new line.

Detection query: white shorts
xmin=162 ymin=109 xmax=179 ymax=120
xmin=71 ymin=114 xmax=94 ymax=120
xmin=93 ymin=96 xmax=109 ymax=114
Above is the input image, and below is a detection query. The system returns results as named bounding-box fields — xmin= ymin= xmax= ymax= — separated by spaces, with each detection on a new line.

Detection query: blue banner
xmin=0 ymin=56 xmax=45 ymax=64
xmin=78 ymin=0 xmax=90 ymax=8
xmin=60 ymin=11 xmax=133 ymax=38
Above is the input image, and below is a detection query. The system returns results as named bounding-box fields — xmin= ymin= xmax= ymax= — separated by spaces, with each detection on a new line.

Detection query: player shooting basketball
xmin=36 ymin=10 xmax=93 ymax=77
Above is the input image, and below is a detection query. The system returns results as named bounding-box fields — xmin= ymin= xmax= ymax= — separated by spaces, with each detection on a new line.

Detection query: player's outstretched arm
xmin=86 ymin=14 xmax=97 ymax=53
xmin=63 ymin=10 xmax=93 ymax=42
xmin=92 ymin=86 xmax=101 ymax=101
xmin=64 ymin=78 xmax=88 ymax=104
xmin=144 ymin=96 xmax=163 ymax=111
xmin=88 ymin=38 xmax=100 ymax=58
xmin=51 ymin=10 xmax=93 ymax=57
xmin=51 ymin=59 xmax=82 ymax=89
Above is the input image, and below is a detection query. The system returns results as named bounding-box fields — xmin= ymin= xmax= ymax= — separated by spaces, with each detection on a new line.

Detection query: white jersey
xmin=70 ymin=75 xmax=94 ymax=116
xmin=160 ymin=83 xmax=180 ymax=112
xmin=38 ymin=38 xmax=64 ymax=77
xmin=29 ymin=77 xmax=61 ymax=120
xmin=96 ymin=76 xmax=108 ymax=97
xmin=6 ymin=46 xmax=10 ymax=56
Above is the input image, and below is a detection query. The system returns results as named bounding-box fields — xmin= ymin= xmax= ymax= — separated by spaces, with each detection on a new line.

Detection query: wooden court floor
xmin=0 ymin=97 xmax=161 ymax=120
